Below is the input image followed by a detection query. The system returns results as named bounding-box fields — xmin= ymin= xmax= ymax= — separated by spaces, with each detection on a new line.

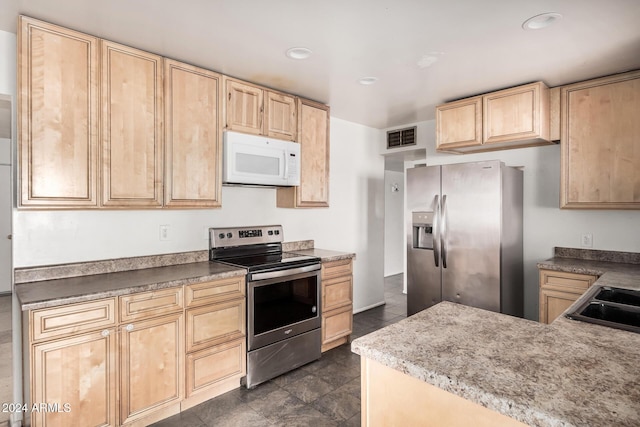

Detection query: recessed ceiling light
xmin=286 ymin=47 xmax=312 ymax=60
xmin=358 ymin=77 xmax=378 ymax=85
xmin=522 ymin=12 xmax=563 ymax=30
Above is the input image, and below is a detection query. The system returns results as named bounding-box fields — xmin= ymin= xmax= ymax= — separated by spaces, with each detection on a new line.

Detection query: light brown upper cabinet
xmin=264 ymin=91 xmax=297 ymax=141
xmin=435 ymin=96 xmax=482 ymax=150
xmin=101 ymin=41 xmax=164 ymax=208
xmin=18 ymin=16 xmax=100 ymax=208
xmin=164 ymin=60 xmax=223 ymax=208
xmin=436 ymin=82 xmax=553 ymax=153
xmin=277 ymin=98 xmax=330 ymax=208
xmin=224 ymin=78 xmax=264 ymax=135
xmin=224 ymin=77 xmax=297 ymax=141
xmin=560 ymin=70 xmax=640 ymax=209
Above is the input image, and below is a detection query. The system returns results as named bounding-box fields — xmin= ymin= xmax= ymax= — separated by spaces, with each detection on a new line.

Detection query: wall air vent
xmin=387 ymin=126 xmax=417 ymax=149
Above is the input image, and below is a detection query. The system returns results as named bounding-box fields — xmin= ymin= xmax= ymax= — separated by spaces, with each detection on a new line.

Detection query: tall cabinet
xmin=101 ymin=41 xmax=164 ymax=208
xmin=277 ymin=98 xmax=330 ymax=208
xmin=164 ymin=60 xmax=223 ymax=208
xmin=560 ymin=70 xmax=640 ymax=209
xmin=18 ymin=16 xmax=100 ymax=207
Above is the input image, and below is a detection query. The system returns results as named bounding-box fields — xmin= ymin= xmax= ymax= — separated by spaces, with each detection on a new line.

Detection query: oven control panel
xmin=209 ymin=225 xmax=283 ymax=248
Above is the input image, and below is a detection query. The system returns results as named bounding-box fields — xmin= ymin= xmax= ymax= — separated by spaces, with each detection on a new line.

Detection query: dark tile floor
xmin=151 ymin=274 xmax=406 ymax=427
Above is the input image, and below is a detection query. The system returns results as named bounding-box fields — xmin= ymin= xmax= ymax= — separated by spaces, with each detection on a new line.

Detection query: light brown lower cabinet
xmin=538 ymin=269 xmax=598 ymax=324
xmin=31 ymin=329 xmax=118 ymax=427
xmin=119 ymin=313 xmax=184 ymax=425
xmin=26 ymin=276 xmax=247 ymax=426
xmin=321 ymin=258 xmax=354 ymax=352
xmin=360 ymin=357 xmax=528 ymax=427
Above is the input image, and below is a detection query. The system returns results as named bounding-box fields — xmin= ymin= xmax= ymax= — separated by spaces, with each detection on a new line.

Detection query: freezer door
xmin=441 ymin=161 xmax=501 ymax=312
xmin=406 ymin=165 xmax=442 ymax=316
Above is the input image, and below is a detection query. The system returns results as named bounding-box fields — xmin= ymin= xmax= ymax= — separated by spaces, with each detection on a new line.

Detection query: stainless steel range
xmin=209 ymin=225 xmax=322 ymax=388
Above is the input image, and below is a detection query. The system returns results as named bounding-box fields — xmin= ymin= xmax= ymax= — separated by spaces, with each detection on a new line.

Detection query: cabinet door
xmin=322 ymin=304 xmax=353 ymax=350
xmin=483 ymin=82 xmax=549 ymax=145
xmin=264 ymin=91 xmax=297 ymax=141
xmin=32 ymin=329 xmax=117 ymax=427
xmin=18 ymin=16 xmax=99 ymax=207
xmin=539 ymin=288 xmax=582 ymax=324
xmin=225 ymin=78 xmax=263 ymax=135
xmin=119 ymin=313 xmax=183 ymax=424
xmin=276 ymin=98 xmax=330 ymax=207
xmin=101 ymin=41 xmax=163 ymax=207
xmin=164 ymin=59 xmax=223 ymax=208
xmin=538 ymin=269 xmax=597 ymax=324
xmin=436 ymin=96 xmax=482 ymax=150
xmin=561 ymin=70 xmax=640 ymax=209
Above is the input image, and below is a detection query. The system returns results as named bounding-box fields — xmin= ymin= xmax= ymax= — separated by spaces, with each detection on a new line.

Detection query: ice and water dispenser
xmin=412 ymin=211 xmax=434 ymax=250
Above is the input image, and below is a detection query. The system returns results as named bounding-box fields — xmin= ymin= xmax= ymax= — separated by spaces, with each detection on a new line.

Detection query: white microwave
xmin=223 ymin=131 xmax=301 ymax=186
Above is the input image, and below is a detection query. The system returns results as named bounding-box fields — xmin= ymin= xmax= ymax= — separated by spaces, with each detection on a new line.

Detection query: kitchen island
xmin=351 ymin=271 xmax=640 ymax=427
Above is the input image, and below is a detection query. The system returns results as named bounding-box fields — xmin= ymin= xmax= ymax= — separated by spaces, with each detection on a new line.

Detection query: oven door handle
xmin=250 ymin=264 xmax=321 ymax=281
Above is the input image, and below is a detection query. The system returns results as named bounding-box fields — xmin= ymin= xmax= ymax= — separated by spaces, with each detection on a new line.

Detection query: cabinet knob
xmin=125 ymin=324 xmax=134 ymax=332
xmin=101 ymin=330 xmax=110 ymax=337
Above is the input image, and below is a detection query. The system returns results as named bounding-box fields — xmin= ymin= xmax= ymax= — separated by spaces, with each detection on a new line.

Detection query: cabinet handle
xmin=125 ymin=324 xmax=134 ymax=332
xmin=101 ymin=330 xmax=110 ymax=337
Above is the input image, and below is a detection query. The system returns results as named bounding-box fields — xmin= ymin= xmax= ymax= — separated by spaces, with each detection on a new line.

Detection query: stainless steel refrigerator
xmin=406 ymin=160 xmax=523 ymax=317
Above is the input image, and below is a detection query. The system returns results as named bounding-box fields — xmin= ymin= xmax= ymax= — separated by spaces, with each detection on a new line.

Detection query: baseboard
xmin=353 ymin=301 xmax=385 ymax=314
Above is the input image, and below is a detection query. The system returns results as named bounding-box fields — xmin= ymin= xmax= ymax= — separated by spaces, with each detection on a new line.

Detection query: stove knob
xmin=227 ymin=232 xmax=233 ymax=238
xmin=268 ymin=231 xmax=273 ymax=236
xmin=218 ymin=233 xmax=225 ymax=239
xmin=275 ymin=230 xmax=280 ymax=235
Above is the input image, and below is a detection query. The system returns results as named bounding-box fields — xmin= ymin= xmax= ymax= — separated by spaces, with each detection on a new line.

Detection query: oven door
xmin=247 ymin=264 xmax=321 ymax=351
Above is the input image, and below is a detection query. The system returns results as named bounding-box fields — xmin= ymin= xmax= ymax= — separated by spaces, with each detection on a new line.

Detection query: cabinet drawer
xmin=120 ymin=287 xmax=183 ymax=322
xmin=539 ymin=269 xmax=597 ymax=293
xmin=31 ymin=298 xmax=116 ymax=342
xmin=322 ymin=304 xmax=353 ymax=345
xmin=186 ymin=338 xmax=246 ymax=398
xmin=321 ymin=259 xmax=353 ymax=280
xmin=185 ymin=276 xmax=245 ymax=308
xmin=186 ymin=298 xmax=245 ymax=353
xmin=323 ymin=275 xmax=353 ymax=312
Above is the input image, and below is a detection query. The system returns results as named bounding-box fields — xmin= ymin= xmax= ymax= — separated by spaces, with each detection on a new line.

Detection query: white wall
xmin=12 ymin=117 xmax=386 ymax=312
xmin=383 ymin=169 xmax=404 ymax=276
xmin=407 ymin=119 xmax=640 ymax=320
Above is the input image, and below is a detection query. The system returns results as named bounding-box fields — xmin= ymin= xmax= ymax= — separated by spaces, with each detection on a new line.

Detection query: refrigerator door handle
xmin=433 ymin=195 xmax=440 ymax=267
xmin=441 ymin=194 xmax=448 ymax=268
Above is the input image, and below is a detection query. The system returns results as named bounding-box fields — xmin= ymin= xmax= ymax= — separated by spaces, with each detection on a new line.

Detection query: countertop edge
xmin=17 ymin=267 xmax=247 ymax=311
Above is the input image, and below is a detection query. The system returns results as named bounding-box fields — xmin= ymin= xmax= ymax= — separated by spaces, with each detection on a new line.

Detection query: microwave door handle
xmin=283 ymin=151 xmax=289 ymax=179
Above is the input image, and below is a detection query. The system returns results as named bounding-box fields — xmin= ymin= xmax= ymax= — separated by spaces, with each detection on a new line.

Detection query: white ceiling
xmin=2 ymin=0 xmax=640 ymax=129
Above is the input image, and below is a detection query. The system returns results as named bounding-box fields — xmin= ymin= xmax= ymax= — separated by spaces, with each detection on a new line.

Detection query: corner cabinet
xmin=18 ymin=16 xmax=100 ymax=208
xmin=436 ymin=82 xmax=553 ymax=153
xmin=101 ymin=41 xmax=164 ymax=208
xmin=277 ymin=98 xmax=330 ymax=208
xmin=164 ymin=60 xmax=223 ymax=208
xmin=320 ymin=258 xmax=353 ymax=352
xmin=560 ymin=70 xmax=640 ymax=209
xmin=538 ymin=269 xmax=597 ymax=324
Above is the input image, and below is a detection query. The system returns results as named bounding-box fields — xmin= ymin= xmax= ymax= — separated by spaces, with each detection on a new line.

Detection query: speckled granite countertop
xmin=288 ymin=248 xmax=356 ymax=262
xmin=16 ymin=261 xmax=246 ymax=311
xmin=537 ymin=247 xmax=640 ymax=276
xmin=352 ymin=272 xmax=640 ymax=427
xmin=15 ymin=241 xmax=354 ymax=311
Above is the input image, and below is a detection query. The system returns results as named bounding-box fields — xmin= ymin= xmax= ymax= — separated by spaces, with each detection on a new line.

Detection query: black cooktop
xmin=216 ymin=252 xmax=320 ymax=273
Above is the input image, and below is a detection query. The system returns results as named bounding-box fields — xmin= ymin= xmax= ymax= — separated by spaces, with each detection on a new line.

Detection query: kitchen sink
xmin=566 ymin=286 xmax=640 ymax=334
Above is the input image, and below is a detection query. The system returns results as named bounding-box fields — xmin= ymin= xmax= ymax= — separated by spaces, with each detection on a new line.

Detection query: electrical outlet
xmin=581 ymin=233 xmax=593 ymax=248
xmin=159 ymin=225 xmax=170 ymax=241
